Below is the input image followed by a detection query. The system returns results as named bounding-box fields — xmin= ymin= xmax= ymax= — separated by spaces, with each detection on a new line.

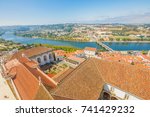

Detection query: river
xmin=1 ymin=32 xmax=150 ymax=51
xmin=1 ymin=32 xmax=102 ymax=49
xmin=103 ymin=42 xmax=150 ymax=51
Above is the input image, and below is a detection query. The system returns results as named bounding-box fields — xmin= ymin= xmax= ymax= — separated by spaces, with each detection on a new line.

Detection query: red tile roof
xmin=25 ymin=64 xmax=57 ymax=88
xmin=51 ymin=58 xmax=150 ymax=100
xmin=98 ymin=52 xmax=150 ymax=69
xmin=5 ymin=56 xmax=57 ymax=100
xmin=75 ymin=50 xmax=84 ymax=54
xmin=54 ymin=50 xmax=66 ymax=56
xmin=5 ymin=59 xmax=21 ymax=70
xmin=10 ymin=47 xmax=52 ymax=60
xmin=7 ymin=61 xmax=40 ymax=100
xmin=67 ymin=56 xmax=85 ymax=63
xmin=84 ymin=47 xmax=97 ymax=52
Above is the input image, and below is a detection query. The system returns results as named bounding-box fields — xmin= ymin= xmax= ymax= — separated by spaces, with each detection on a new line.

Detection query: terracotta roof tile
xmin=51 ymin=58 xmax=150 ymax=100
xmin=84 ymin=47 xmax=97 ymax=51
xmin=75 ymin=50 xmax=84 ymax=54
xmin=5 ymin=56 xmax=57 ymax=100
xmin=5 ymin=59 xmax=21 ymax=70
xmin=67 ymin=56 xmax=85 ymax=63
xmin=10 ymin=47 xmax=52 ymax=60
xmin=25 ymin=65 xmax=57 ymax=88
xmin=54 ymin=50 xmax=66 ymax=56
xmin=9 ymin=62 xmax=40 ymax=100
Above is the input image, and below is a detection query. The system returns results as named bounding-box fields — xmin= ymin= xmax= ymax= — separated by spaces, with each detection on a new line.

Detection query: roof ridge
xmin=99 ymin=58 xmax=150 ymax=72
xmin=13 ymin=63 xmax=40 ymax=99
xmin=51 ymin=59 xmax=90 ymax=93
xmin=91 ymin=58 xmax=105 ymax=83
xmin=18 ymin=62 xmax=39 ymax=83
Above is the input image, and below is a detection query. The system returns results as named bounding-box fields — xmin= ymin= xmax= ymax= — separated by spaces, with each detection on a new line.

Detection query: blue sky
xmin=0 ymin=0 xmax=150 ymax=25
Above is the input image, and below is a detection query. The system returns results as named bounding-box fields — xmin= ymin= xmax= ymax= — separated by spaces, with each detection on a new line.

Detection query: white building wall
xmin=41 ymin=54 xmax=50 ymax=64
xmin=84 ymin=50 xmax=96 ymax=57
xmin=128 ymin=95 xmax=140 ymax=100
xmin=35 ymin=56 xmax=45 ymax=66
xmin=104 ymin=84 xmax=140 ymax=100
xmin=56 ymin=56 xmax=64 ymax=61
xmin=113 ymin=87 xmax=127 ymax=99
xmin=31 ymin=52 xmax=54 ymax=66
xmin=104 ymin=84 xmax=111 ymax=92
xmin=48 ymin=52 xmax=54 ymax=61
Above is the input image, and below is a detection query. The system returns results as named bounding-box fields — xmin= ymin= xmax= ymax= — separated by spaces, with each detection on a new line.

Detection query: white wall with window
xmin=84 ymin=50 xmax=96 ymax=57
xmin=102 ymin=83 xmax=140 ymax=100
xmin=31 ymin=52 xmax=54 ymax=66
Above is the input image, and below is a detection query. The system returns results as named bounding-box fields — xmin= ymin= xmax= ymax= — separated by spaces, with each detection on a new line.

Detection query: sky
xmin=0 ymin=0 xmax=150 ymax=25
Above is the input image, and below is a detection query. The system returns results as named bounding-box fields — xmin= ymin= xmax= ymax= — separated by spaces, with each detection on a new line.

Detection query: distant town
xmin=0 ymin=24 xmax=150 ymax=100
xmin=13 ymin=24 xmax=150 ymax=42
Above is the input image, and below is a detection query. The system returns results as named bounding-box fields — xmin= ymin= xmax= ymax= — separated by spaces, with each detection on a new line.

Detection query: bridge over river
xmin=96 ymin=41 xmax=114 ymax=51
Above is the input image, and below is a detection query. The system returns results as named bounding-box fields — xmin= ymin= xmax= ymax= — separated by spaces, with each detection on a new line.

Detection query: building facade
xmin=84 ymin=47 xmax=97 ymax=57
xmin=10 ymin=47 xmax=55 ymax=66
xmin=30 ymin=52 xmax=54 ymax=66
xmin=99 ymin=84 xmax=140 ymax=100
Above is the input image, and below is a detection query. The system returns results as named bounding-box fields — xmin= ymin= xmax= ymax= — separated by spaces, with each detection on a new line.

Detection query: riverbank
xmin=15 ymin=34 xmax=91 ymax=42
xmin=33 ymin=43 xmax=107 ymax=52
xmin=33 ymin=43 xmax=80 ymax=52
xmin=1 ymin=32 xmax=150 ymax=51
xmin=102 ymin=41 xmax=150 ymax=43
xmin=16 ymin=34 xmax=150 ymax=43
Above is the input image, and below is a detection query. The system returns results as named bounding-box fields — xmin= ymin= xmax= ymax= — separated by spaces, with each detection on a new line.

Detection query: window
xmin=102 ymin=92 xmax=110 ymax=100
xmin=37 ymin=58 xmax=41 ymax=63
xmin=43 ymin=55 xmax=47 ymax=61
xmin=49 ymin=54 xmax=52 ymax=59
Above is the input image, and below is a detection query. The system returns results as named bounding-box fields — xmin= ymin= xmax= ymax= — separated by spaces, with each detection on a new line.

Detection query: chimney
xmin=21 ymin=53 xmax=26 ymax=57
xmin=38 ymin=76 xmax=42 ymax=85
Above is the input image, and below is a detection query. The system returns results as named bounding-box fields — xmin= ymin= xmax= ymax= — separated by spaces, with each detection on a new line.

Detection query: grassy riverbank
xmin=15 ymin=33 xmax=90 ymax=42
xmin=33 ymin=43 xmax=80 ymax=52
xmin=32 ymin=43 xmax=107 ymax=52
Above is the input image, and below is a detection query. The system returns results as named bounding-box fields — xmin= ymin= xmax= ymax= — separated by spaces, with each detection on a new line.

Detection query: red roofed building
xmin=53 ymin=50 xmax=66 ymax=61
xmin=84 ymin=47 xmax=97 ymax=57
xmin=50 ymin=58 xmax=150 ymax=100
xmin=65 ymin=55 xmax=85 ymax=67
xmin=74 ymin=50 xmax=85 ymax=58
xmin=10 ymin=47 xmax=55 ymax=66
xmin=4 ymin=56 xmax=57 ymax=100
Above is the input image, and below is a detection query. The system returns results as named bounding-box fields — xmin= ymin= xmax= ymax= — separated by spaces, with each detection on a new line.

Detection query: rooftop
xmin=10 ymin=46 xmax=52 ymax=60
xmin=98 ymin=52 xmax=150 ymax=69
xmin=53 ymin=50 xmax=66 ymax=56
xmin=84 ymin=47 xmax=97 ymax=52
xmin=51 ymin=58 xmax=150 ymax=100
xmin=5 ymin=56 xmax=57 ymax=100
xmin=74 ymin=50 xmax=84 ymax=54
xmin=66 ymin=55 xmax=85 ymax=63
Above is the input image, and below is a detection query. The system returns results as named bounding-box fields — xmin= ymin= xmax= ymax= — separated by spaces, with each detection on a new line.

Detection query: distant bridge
xmin=96 ymin=41 xmax=114 ymax=52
